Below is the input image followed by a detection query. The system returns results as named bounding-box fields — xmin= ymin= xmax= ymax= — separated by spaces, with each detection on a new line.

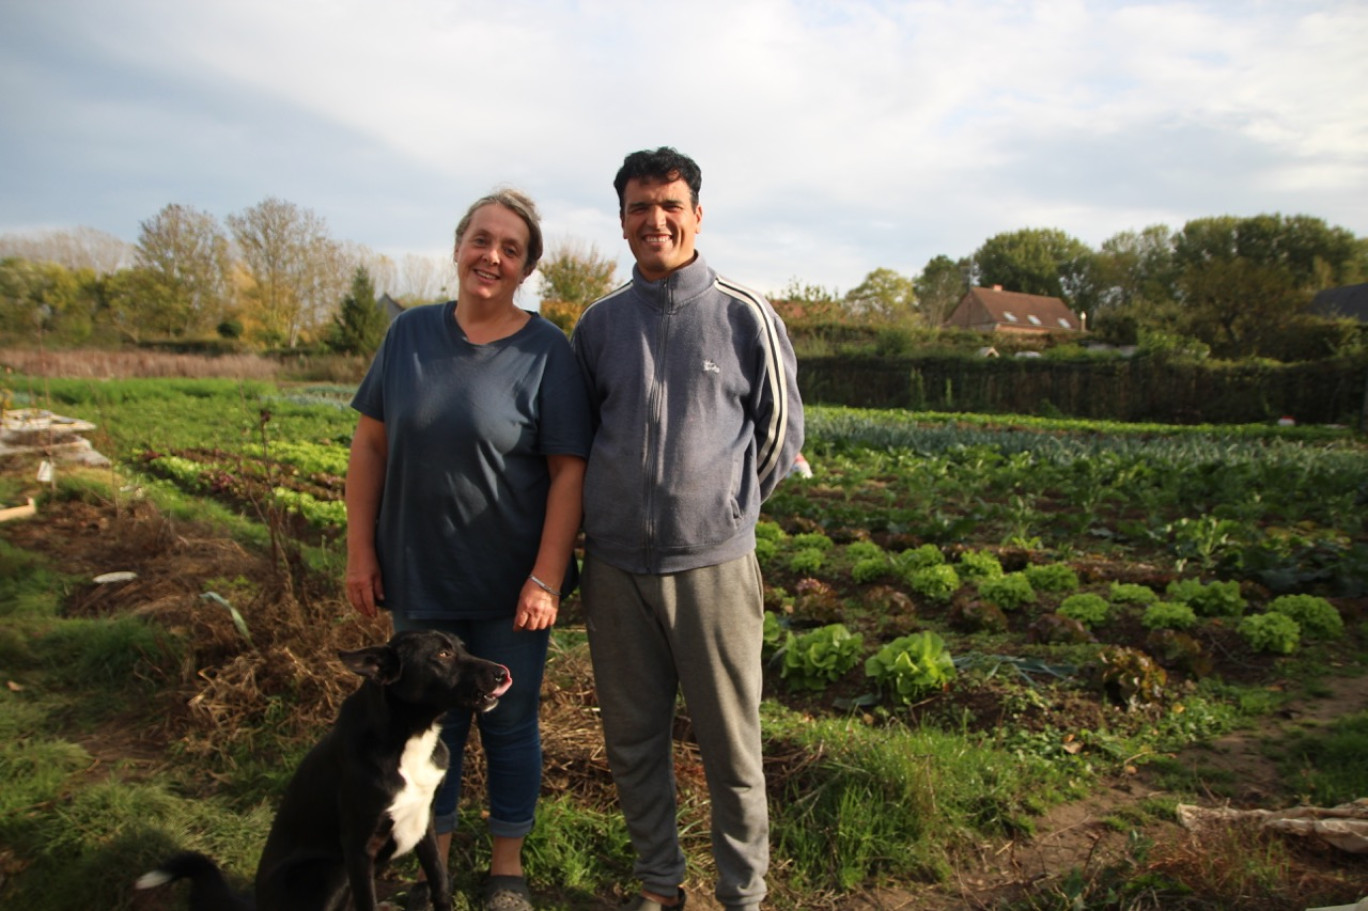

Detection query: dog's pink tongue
xmin=493 ymin=667 xmax=513 ymax=698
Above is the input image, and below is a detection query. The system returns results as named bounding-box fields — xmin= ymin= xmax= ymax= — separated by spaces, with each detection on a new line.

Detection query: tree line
xmin=3 ymin=203 xmax=1364 ymax=362
xmin=777 ymin=215 xmax=1366 ymax=362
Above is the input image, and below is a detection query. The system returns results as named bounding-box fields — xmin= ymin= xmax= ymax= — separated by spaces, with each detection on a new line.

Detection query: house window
xmin=1027 ymin=314 xmax=1042 ymax=326
xmin=1002 ymin=311 xmax=1019 ymax=322
xmin=1057 ymin=318 xmax=1072 ymax=328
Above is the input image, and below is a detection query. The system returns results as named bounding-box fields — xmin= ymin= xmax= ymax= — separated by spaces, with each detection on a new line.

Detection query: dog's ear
xmin=338 ymin=645 xmax=402 ymax=684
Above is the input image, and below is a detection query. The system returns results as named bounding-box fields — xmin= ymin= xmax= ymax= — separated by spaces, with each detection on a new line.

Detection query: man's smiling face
xmin=620 ymin=174 xmax=702 ymax=282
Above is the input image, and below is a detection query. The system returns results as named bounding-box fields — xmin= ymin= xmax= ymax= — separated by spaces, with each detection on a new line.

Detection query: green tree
xmin=538 ymin=241 xmax=617 ymax=307
xmin=1178 ymin=257 xmax=1307 ymax=358
xmin=843 ymin=267 xmax=916 ymax=323
xmin=329 ymin=266 xmax=386 ymax=356
xmin=972 ymin=228 xmax=1093 ymax=305
xmin=1174 ymin=214 xmax=1360 ymax=290
xmin=1092 ymin=225 xmax=1179 ymax=309
xmin=914 ymin=255 xmax=969 ymax=328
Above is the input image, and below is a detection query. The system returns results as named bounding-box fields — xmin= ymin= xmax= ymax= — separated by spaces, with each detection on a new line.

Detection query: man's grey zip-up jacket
xmin=572 ymin=253 xmax=804 ymax=575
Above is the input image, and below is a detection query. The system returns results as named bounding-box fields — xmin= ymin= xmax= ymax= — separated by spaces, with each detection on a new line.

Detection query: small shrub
xmin=781 ymin=623 xmax=865 ymax=692
xmin=907 ymin=564 xmax=961 ymax=603
xmin=1109 ymin=582 xmax=1158 ymax=605
xmin=788 ymin=547 xmax=825 ymax=575
xmin=1140 ymin=601 xmax=1199 ymax=631
xmin=1024 ymin=563 xmax=1079 ymax=593
xmin=1057 ymin=593 xmax=1111 ymax=628
xmin=754 ymin=536 xmax=780 ymax=565
xmin=1238 ymin=612 xmax=1301 ymax=655
xmin=865 ymin=631 xmax=956 ymax=705
xmin=1268 ymin=594 xmax=1344 ymax=640
xmin=1166 ymin=578 xmax=1245 ymax=617
xmin=976 ymin=572 xmax=1036 ymax=611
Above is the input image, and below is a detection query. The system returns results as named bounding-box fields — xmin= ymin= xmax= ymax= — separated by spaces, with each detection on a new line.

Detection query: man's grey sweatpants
xmin=582 ymin=552 xmax=768 ymax=911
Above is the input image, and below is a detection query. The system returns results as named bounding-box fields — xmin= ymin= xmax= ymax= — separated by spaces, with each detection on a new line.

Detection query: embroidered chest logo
xmin=702 ymin=360 xmax=721 ymax=374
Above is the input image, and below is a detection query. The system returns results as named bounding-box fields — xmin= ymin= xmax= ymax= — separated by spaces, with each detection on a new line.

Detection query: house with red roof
xmin=943 ymin=285 xmax=1082 ymax=334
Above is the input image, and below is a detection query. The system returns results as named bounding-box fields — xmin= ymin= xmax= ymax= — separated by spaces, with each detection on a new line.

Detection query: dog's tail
xmin=135 ymin=851 xmax=253 ymax=910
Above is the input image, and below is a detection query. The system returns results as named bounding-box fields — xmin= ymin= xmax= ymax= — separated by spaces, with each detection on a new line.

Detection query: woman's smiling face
xmin=454 ymin=203 xmax=531 ymax=304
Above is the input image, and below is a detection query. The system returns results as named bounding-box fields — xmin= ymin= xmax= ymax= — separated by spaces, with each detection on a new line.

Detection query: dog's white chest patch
xmin=387 ymin=724 xmax=445 ymax=857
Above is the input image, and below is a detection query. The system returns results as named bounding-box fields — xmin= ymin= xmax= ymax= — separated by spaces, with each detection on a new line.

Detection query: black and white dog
xmin=137 ymin=629 xmax=512 ymax=911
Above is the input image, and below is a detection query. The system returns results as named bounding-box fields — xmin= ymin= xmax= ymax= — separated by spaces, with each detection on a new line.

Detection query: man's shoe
xmin=620 ymin=889 xmax=686 ymax=910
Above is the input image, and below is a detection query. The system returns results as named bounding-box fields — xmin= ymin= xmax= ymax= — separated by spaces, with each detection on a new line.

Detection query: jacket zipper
xmin=642 ymin=276 xmax=673 ymax=570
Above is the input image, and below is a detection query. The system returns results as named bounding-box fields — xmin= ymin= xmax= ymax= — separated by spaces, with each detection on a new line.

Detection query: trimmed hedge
xmin=799 ymin=354 xmax=1368 ymax=425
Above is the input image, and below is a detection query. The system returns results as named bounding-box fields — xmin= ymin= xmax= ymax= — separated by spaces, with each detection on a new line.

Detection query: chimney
xmin=992 ymin=284 xmax=1003 ymax=291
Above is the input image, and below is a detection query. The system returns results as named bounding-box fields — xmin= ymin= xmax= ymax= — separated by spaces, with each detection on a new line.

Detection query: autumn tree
xmin=226 ymin=198 xmax=347 ymax=347
xmin=538 ymin=241 xmax=617 ymax=307
xmin=398 ymin=253 xmax=452 ymax=303
xmin=0 ymin=227 xmax=132 ymax=274
xmin=133 ymin=204 xmax=231 ymax=337
xmin=0 ymin=258 xmax=101 ymax=345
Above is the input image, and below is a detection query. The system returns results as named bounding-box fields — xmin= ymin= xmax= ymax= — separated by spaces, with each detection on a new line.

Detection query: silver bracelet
xmin=527 ymin=574 xmax=563 ymax=598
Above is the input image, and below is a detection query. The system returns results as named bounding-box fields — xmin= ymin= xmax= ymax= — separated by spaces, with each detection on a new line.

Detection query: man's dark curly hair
xmin=613 ymin=147 xmax=702 ymax=216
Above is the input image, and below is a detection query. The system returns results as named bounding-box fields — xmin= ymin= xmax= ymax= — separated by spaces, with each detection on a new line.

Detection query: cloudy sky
xmin=2 ymin=0 xmax=1366 ymax=300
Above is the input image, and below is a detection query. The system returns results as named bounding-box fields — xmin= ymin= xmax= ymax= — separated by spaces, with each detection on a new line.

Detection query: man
xmin=572 ymin=147 xmax=804 ymax=911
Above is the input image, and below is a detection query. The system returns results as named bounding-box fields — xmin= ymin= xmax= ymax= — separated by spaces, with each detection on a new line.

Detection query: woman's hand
xmin=346 ymin=551 xmax=385 ymax=618
xmin=514 ymin=579 xmax=559 ymax=631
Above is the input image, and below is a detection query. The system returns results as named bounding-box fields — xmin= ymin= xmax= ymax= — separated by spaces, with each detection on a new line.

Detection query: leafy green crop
xmin=1238 ymin=612 xmax=1301 ymax=655
xmin=1057 ymin=594 xmax=1111 ymax=629
xmin=865 ymin=632 xmax=956 ymax=705
xmin=1166 ymin=579 xmax=1246 ymax=617
xmin=1024 ymin=563 xmax=1080 ymax=593
xmin=1267 ymin=595 xmax=1343 ymax=640
xmin=1108 ymin=582 xmax=1158 ymax=605
xmin=976 ymin=573 xmax=1036 ymax=610
xmin=956 ymin=550 xmax=1004 ymax=580
xmin=1140 ymin=601 xmax=1199 ymax=631
xmin=907 ymin=564 xmax=961 ymax=603
xmin=780 ymin=624 xmax=865 ymax=692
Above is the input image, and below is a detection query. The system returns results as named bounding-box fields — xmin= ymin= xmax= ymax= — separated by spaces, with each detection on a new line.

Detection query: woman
xmin=344 ymin=188 xmax=592 ymax=911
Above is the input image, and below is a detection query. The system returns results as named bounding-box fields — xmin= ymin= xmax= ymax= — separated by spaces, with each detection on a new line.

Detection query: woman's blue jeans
xmin=390 ymin=613 xmax=549 ymax=838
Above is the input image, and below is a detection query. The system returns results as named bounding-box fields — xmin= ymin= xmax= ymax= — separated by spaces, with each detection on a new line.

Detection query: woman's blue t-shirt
xmin=351 ymin=302 xmax=593 ymax=620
